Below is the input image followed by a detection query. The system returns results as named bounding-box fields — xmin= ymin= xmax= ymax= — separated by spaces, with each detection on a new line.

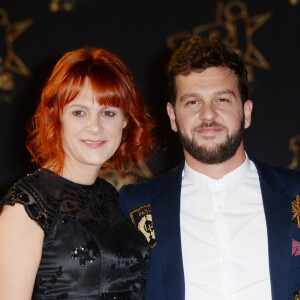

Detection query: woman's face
xmin=61 ymin=81 xmax=127 ymax=173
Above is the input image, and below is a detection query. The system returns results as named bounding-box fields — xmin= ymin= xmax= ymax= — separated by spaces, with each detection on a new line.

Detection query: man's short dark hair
xmin=168 ymin=38 xmax=248 ymax=105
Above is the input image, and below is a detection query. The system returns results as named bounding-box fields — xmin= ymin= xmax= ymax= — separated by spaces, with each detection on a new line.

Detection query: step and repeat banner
xmin=0 ymin=0 xmax=300 ymax=195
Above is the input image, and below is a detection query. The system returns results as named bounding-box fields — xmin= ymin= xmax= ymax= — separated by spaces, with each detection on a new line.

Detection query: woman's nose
xmin=86 ymin=115 xmax=102 ymax=133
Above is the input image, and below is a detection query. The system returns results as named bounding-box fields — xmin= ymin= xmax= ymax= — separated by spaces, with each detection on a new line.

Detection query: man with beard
xmin=119 ymin=38 xmax=300 ymax=300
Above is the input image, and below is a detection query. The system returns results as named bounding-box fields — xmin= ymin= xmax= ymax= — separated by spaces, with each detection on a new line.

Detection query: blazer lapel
xmin=254 ymin=160 xmax=292 ymax=300
xmin=151 ymin=164 xmax=185 ymax=300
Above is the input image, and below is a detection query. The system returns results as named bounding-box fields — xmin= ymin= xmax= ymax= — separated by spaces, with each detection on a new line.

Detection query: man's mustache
xmin=193 ymin=121 xmax=226 ymax=131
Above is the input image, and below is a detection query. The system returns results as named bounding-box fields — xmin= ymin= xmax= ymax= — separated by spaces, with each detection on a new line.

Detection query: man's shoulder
xmin=118 ymin=163 xmax=183 ymax=214
xmin=250 ymin=156 xmax=300 ymax=188
xmin=121 ymin=163 xmax=183 ymax=197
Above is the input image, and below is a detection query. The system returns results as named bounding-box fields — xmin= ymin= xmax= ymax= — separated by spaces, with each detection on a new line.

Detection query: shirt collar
xmin=183 ymin=152 xmax=251 ymax=189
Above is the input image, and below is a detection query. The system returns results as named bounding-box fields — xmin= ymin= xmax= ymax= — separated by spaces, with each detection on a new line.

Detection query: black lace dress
xmin=0 ymin=169 xmax=150 ymax=299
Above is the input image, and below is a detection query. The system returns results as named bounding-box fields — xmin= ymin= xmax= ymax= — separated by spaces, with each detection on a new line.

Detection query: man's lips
xmin=196 ymin=127 xmax=223 ymax=135
xmin=81 ymin=139 xmax=107 ymax=148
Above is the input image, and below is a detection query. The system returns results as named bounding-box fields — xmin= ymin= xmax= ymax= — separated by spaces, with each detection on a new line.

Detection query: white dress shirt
xmin=180 ymin=154 xmax=272 ymax=300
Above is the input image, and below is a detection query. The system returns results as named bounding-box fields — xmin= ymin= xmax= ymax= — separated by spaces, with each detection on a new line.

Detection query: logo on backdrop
xmin=50 ymin=0 xmax=77 ymax=12
xmin=288 ymin=135 xmax=300 ymax=170
xmin=0 ymin=8 xmax=33 ymax=103
xmin=99 ymin=163 xmax=153 ymax=191
xmin=167 ymin=0 xmax=272 ymax=83
xmin=49 ymin=0 xmax=92 ymax=12
xmin=289 ymin=0 xmax=300 ymax=170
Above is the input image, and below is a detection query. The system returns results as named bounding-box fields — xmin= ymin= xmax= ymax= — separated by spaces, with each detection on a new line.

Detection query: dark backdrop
xmin=1 ymin=0 xmax=300 ymax=196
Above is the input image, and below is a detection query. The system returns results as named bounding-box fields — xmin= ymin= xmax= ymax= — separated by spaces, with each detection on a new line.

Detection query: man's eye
xmin=72 ymin=110 xmax=85 ymax=117
xmin=103 ymin=110 xmax=115 ymax=117
xmin=219 ymin=98 xmax=229 ymax=103
xmin=186 ymin=100 xmax=198 ymax=105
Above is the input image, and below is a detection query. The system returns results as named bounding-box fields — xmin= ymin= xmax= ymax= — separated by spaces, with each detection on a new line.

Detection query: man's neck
xmin=184 ymin=144 xmax=247 ymax=180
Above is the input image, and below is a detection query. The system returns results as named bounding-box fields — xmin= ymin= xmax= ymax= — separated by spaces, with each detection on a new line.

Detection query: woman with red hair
xmin=0 ymin=48 xmax=153 ymax=299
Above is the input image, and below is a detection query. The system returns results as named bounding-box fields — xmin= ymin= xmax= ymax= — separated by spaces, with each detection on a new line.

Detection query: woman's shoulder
xmin=0 ymin=170 xmax=58 ymax=233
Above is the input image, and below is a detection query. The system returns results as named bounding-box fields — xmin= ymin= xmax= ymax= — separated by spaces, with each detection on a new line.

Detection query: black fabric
xmin=0 ymin=169 xmax=149 ymax=299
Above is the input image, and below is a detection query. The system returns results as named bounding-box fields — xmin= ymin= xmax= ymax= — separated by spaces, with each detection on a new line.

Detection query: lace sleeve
xmin=0 ymin=176 xmax=57 ymax=234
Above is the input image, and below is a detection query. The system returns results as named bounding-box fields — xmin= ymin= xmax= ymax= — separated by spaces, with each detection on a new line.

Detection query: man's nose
xmin=198 ymin=103 xmax=218 ymax=121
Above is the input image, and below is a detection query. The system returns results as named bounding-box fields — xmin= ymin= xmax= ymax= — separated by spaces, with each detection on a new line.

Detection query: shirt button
xmin=216 ymin=203 xmax=223 ymax=210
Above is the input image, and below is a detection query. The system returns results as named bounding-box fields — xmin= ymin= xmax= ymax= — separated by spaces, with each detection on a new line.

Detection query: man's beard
xmin=176 ymin=116 xmax=245 ymax=165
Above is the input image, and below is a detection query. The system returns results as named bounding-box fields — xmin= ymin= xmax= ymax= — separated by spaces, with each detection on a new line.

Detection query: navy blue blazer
xmin=119 ymin=158 xmax=300 ymax=300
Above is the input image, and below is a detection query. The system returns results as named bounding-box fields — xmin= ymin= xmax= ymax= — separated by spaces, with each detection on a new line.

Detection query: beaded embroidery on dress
xmin=0 ymin=169 xmax=150 ymax=299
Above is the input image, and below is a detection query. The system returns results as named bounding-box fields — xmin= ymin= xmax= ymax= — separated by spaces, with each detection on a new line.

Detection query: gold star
xmin=0 ymin=7 xmax=33 ymax=78
xmin=243 ymin=5 xmax=272 ymax=70
xmin=166 ymin=1 xmax=272 ymax=80
xmin=292 ymin=194 xmax=300 ymax=228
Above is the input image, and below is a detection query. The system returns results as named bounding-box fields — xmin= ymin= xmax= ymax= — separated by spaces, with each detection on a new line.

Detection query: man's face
xmin=167 ymin=67 xmax=252 ymax=164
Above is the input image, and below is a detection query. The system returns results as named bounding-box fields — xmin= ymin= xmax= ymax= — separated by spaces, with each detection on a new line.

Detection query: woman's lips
xmin=82 ymin=140 xmax=107 ymax=148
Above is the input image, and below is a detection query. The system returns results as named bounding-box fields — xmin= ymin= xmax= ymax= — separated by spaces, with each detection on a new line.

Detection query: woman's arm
xmin=0 ymin=204 xmax=44 ymax=300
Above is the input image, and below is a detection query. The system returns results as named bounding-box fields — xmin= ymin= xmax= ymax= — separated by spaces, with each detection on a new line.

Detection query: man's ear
xmin=166 ymin=102 xmax=177 ymax=132
xmin=244 ymin=100 xmax=253 ymax=129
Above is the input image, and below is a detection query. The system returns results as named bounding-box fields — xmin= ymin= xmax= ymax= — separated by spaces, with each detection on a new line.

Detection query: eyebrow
xmin=180 ymin=89 xmax=236 ymax=101
xmin=179 ymin=93 xmax=200 ymax=102
xmin=215 ymin=89 xmax=236 ymax=97
xmin=67 ymin=103 xmax=89 ymax=109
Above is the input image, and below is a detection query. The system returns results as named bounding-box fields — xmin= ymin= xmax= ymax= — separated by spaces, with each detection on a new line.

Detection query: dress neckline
xmin=40 ymin=168 xmax=99 ymax=190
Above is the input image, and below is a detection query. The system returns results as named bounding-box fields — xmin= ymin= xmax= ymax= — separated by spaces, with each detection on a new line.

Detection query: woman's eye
xmin=103 ymin=110 xmax=115 ymax=117
xmin=72 ymin=110 xmax=85 ymax=117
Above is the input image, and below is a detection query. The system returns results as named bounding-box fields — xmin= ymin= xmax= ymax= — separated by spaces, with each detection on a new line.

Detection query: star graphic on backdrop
xmin=166 ymin=0 xmax=272 ymax=81
xmin=292 ymin=194 xmax=300 ymax=228
xmin=0 ymin=7 xmax=33 ymax=91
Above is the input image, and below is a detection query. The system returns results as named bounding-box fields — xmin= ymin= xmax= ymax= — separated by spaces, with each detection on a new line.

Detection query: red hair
xmin=26 ymin=48 xmax=153 ymax=174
